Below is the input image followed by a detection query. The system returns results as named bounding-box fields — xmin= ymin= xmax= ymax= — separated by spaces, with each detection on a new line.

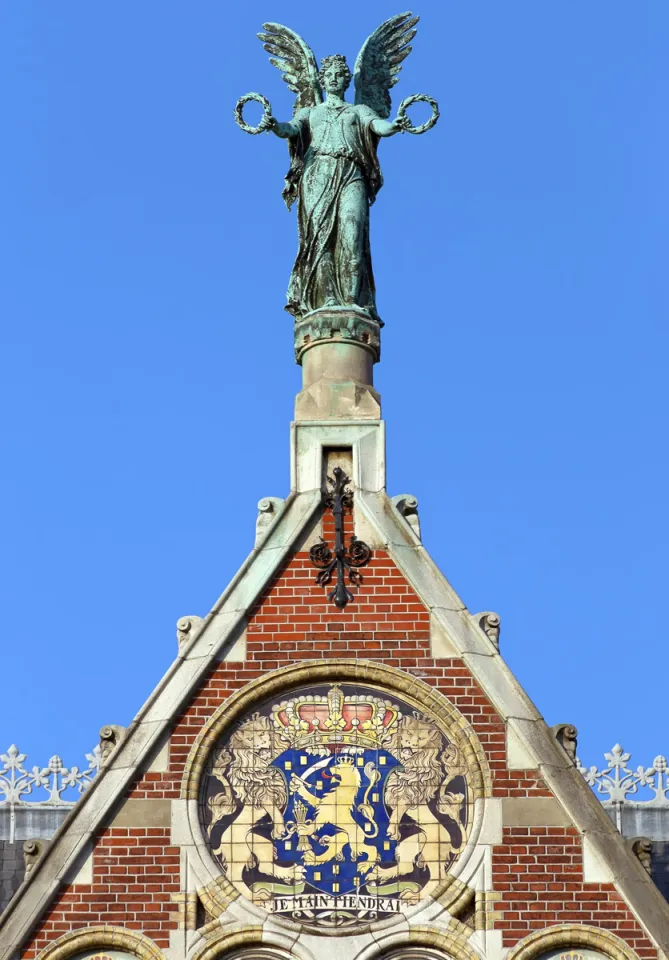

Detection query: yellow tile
xmin=372 ymin=793 xmax=379 ymax=802
xmin=357 ymin=757 xmax=364 ymax=766
xmin=284 ymin=761 xmax=292 ymax=770
xmin=284 ymin=841 xmax=292 ymax=850
xmin=300 ymin=756 xmax=307 ymax=765
xmin=332 ymin=882 xmax=339 ymax=893
xmin=333 ymin=864 xmax=339 ymax=875
xmin=314 ymin=871 xmax=321 ymax=881
xmin=383 ymin=841 xmax=390 ymax=850
xmin=317 ymin=780 xmax=323 ymax=790
xmin=379 ymin=756 xmax=386 ymax=765
xmin=353 ymin=876 xmax=360 ymax=886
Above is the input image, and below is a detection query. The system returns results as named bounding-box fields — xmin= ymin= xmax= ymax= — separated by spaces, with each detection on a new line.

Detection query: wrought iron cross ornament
xmin=309 ymin=467 xmax=371 ymax=608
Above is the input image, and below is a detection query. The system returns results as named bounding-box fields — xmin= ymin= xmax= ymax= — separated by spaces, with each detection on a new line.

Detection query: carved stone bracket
xmin=294 ymin=307 xmax=382 ymax=365
xmin=627 ymin=836 xmax=653 ymax=874
xmin=309 ymin=466 xmax=372 ymax=608
xmin=474 ymin=612 xmax=501 ymax=650
xmin=23 ymin=839 xmax=48 ymax=880
xmin=551 ymin=723 xmax=578 ymax=763
xmin=255 ymin=497 xmax=284 ymax=547
xmin=99 ymin=725 xmax=127 ymax=764
xmin=177 ymin=615 xmax=203 ymax=651
xmin=391 ymin=494 xmax=421 ymax=540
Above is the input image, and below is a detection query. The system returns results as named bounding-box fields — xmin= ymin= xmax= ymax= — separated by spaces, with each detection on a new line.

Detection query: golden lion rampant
xmin=290 ymin=757 xmax=381 ymax=873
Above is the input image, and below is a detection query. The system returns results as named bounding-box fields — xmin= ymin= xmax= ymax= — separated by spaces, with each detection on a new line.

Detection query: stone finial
xmin=23 ymin=839 xmax=48 ymax=880
xmin=474 ymin=612 xmax=501 ymax=650
xmin=551 ymin=723 xmax=578 ymax=763
xmin=177 ymin=615 xmax=203 ymax=651
xmin=628 ymin=836 xmax=653 ymax=875
xmin=255 ymin=497 xmax=284 ymax=547
xmin=391 ymin=495 xmax=421 ymax=540
xmin=99 ymin=725 xmax=126 ymax=764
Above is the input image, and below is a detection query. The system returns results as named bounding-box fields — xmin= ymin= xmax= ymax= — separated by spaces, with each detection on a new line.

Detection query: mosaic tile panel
xmin=199 ymin=683 xmax=473 ymax=929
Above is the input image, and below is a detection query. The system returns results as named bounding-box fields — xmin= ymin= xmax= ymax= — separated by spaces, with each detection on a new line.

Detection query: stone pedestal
xmin=293 ymin=306 xmax=381 ymax=421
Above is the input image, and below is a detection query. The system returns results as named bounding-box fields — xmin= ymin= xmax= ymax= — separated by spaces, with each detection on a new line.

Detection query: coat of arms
xmin=201 ymin=683 xmax=471 ymax=928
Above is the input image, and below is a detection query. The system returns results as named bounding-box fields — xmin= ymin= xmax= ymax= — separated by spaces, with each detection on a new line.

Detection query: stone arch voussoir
xmin=34 ymin=926 xmax=166 ymax=960
xmin=505 ymin=924 xmax=642 ymax=960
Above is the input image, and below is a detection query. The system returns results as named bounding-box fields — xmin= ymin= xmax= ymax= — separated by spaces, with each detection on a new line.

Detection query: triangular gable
xmin=3 ymin=424 xmax=669 ymax=957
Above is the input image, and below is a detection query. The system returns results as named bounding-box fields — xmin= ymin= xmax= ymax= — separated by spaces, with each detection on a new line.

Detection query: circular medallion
xmin=199 ymin=682 xmax=473 ymax=930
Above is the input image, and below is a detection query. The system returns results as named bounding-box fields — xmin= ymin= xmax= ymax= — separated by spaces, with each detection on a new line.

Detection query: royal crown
xmin=559 ymin=952 xmax=584 ymax=960
xmin=271 ymin=684 xmax=400 ymax=753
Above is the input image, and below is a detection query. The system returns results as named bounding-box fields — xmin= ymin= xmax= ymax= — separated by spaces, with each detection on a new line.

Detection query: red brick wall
xmin=24 ymin=828 xmax=180 ymax=955
xmin=19 ymin=506 xmax=658 ymax=958
xmin=493 ymin=827 xmax=654 ymax=956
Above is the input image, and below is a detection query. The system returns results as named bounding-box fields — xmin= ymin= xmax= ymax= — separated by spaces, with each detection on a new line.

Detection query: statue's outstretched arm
xmin=371 ymin=115 xmax=411 ymax=138
xmin=259 ymin=106 xmax=310 ymax=139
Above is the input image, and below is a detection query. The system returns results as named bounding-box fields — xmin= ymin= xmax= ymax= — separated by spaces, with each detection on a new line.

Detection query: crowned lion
xmin=206 ymin=715 xmax=304 ymax=901
xmin=367 ymin=714 xmax=467 ymax=894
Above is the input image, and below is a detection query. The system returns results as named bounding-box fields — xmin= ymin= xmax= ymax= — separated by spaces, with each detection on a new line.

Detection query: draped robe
xmin=283 ymin=101 xmax=383 ymax=321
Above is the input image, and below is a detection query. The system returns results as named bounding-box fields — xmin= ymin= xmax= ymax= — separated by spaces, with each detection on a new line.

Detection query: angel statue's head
xmin=319 ymin=54 xmax=352 ymax=96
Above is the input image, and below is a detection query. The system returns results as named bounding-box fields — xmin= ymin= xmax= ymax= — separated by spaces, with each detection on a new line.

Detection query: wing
xmin=354 ymin=12 xmax=419 ymax=118
xmin=257 ymin=23 xmax=323 ymax=115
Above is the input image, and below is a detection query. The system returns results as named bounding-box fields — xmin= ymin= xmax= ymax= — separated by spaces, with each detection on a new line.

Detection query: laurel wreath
xmin=396 ymin=94 xmax=440 ymax=135
xmin=234 ymin=92 xmax=272 ymax=135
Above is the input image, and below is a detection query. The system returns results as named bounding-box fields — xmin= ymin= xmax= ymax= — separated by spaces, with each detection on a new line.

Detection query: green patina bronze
xmin=235 ymin=13 xmax=439 ymax=361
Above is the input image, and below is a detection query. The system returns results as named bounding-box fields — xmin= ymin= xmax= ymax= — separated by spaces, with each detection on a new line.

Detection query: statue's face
xmin=321 ymin=61 xmax=351 ymax=95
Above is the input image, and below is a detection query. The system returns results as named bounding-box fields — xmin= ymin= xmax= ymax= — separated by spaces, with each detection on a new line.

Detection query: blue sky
xmin=0 ymin=2 xmax=666 ymax=777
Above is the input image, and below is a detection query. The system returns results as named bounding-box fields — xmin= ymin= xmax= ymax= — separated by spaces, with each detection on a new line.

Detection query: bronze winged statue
xmin=235 ymin=13 xmax=439 ymax=324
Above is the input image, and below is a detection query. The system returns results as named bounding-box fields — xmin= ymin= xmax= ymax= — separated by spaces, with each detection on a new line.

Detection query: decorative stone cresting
xmin=0 ymin=743 xmax=100 ymax=840
xmin=33 ymin=926 xmax=166 ymax=960
xmin=551 ymin=723 xmax=578 ymax=763
xmin=578 ymin=743 xmax=669 ymax=805
xmin=391 ymin=494 xmax=421 ymax=539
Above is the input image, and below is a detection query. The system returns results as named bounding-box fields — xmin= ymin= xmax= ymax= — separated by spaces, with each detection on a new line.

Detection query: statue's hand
xmin=391 ymin=114 xmax=413 ymax=135
xmin=258 ymin=113 xmax=277 ymax=134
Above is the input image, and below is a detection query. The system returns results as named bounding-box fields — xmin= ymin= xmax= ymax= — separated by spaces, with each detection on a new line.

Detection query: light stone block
xmin=460 ymin=652 xmax=542 ymax=722
xmin=502 ymin=797 xmax=571 ymax=827
xmin=478 ymin=797 xmax=503 ymax=844
xmin=583 ymin=834 xmax=614 ymax=883
xmin=290 ymin=420 xmax=385 ymax=493
xmin=430 ymin=613 xmax=459 ymax=658
xmin=111 ymin=798 xmax=171 ymax=828
xmin=64 ymin=847 xmax=93 ymax=886
xmin=147 ymin=731 xmax=170 ymax=773
xmin=220 ymin=626 xmax=247 ymax=662
xmin=506 ymin=721 xmax=539 ymax=770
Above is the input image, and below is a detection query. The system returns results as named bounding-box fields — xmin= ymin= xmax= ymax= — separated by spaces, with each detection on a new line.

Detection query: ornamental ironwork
xmin=0 ymin=743 xmax=100 ymax=810
xmin=577 ymin=743 xmax=669 ymax=808
xmin=309 ymin=467 xmax=371 ymax=608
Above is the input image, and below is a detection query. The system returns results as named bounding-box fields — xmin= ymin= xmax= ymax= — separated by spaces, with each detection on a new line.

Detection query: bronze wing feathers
xmin=354 ymin=11 xmax=419 ymax=118
xmin=257 ymin=23 xmax=323 ymax=115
